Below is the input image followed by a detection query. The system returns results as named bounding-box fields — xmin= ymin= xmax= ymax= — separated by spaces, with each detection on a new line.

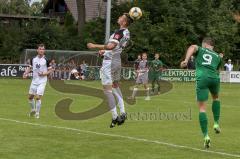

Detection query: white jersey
xmin=30 ymin=56 xmax=50 ymax=85
xmin=224 ymin=63 xmax=233 ymax=71
xmin=103 ymin=28 xmax=130 ymax=63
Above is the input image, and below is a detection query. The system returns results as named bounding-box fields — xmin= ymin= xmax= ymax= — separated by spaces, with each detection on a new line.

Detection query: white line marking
xmin=0 ymin=117 xmax=239 ymax=158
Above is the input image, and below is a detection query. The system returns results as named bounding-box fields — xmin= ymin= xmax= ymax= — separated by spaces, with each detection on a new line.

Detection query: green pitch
xmin=0 ymin=79 xmax=239 ymax=159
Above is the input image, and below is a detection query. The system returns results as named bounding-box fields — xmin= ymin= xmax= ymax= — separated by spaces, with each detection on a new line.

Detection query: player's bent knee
xmin=35 ymin=95 xmax=42 ymax=100
xmin=28 ymin=95 xmax=34 ymax=100
xmin=211 ymin=94 xmax=219 ymax=101
xmin=198 ymin=101 xmax=206 ymax=112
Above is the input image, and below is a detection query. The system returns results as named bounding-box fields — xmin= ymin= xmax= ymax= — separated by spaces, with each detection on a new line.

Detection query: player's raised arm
xmin=180 ymin=45 xmax=198 ymax=68
xmin=87 ymin=42 xmax=117 ymax=50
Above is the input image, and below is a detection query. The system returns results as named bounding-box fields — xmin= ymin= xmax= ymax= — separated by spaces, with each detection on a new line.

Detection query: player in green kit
xmin=181 ymin=37 xmax=222 ymax=149
xmin=150 ymin=53 xmax=163 ymax=94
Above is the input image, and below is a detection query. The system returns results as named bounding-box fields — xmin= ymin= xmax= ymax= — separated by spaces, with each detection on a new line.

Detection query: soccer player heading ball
xmin=87 ymin=13 xmax=133 ymax=128
xmin=23 ymin=44 xmax=53 ymax=119
xmin=181 ymin=37 xmax=222 ymax=149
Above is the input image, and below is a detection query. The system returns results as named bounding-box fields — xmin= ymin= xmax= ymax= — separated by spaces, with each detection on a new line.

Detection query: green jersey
xmin=195 ymin=46 xmax=222 ymax=79
xmin=151 ymin=59 xmax=163 ymax=72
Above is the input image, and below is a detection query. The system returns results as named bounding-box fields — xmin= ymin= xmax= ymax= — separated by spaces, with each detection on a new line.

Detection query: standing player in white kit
xmin=23 ymin=44 xmax=52 ymax=119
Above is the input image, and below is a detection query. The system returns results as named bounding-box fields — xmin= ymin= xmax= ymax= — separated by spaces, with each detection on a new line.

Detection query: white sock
xmin=146 ymin=88 xmax=150 ymax=97
xmin=111 ymin=107 xmax=118 ymax=120
xmin=104 ymin=90 xmax=118 ymax=119
xmin=36 ymin=100 xmax=41 ymax=114
xmin=29 ymin=99 xmax=35 ymax=111
xmin=113 ymin=88 xmax=125 ymax=114
xmin=132 ymin=87 xmax=138 ymax=98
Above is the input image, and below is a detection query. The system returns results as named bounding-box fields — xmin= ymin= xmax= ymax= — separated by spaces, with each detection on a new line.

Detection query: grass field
xmin=0 ymin=79 xmax=240 ymax=159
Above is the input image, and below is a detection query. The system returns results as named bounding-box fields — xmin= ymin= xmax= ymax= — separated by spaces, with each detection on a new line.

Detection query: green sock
xmin=212 ymin=100 xmax=220 ymax=124
xmin=199 ymin=112 xmax=208 ymax=137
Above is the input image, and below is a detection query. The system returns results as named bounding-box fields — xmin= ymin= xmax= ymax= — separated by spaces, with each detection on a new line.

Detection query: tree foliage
xmin=0 ymin=0 xmax=239 ymax=66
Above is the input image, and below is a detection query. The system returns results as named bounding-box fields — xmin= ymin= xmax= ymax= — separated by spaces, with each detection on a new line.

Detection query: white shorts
xmin=136 ymin=72 xmax=148 ymax=84
xmin=29 ymin=82 xmax=47 ymax=96
xmin=100 ymin=60 xmax=121 ymax=85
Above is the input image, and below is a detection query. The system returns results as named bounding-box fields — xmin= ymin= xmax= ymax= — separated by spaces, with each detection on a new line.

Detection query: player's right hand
xmin=180 ymin=60 xmax=188 ymax=68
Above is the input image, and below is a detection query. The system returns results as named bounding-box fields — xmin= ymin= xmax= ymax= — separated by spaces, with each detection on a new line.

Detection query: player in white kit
xmin=23 ymin=44 xmax=52 ymax=119
xmin=87 ymin=13 xmax=132 ymax=128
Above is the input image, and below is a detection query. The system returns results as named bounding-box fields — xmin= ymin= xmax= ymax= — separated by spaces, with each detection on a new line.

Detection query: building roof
xmin=65 ymin=0 xmax=107 ymax=21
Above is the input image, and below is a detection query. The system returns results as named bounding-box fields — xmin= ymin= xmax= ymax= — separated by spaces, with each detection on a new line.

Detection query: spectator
xmin=49 ymin=59 xmax=57 ymax=79
xmin=80 ymin=60 xmax=88 ymax=79
xmin=187 ymin=56 xmax=195 ymax=69
xmin=224 ymin=59 xmax=233 ymax=71
xmin=70 ymin=68 xmax=80 ymax=80
xmin=49 ymin=59 xmax=57 ymax=69
xmin=61 ymin=67 xmax=70 ymax=80
xmin=26 ymin=58 xmax=31 ymax=65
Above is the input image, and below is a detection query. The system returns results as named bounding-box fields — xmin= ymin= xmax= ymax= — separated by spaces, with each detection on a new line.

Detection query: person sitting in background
xmin=49 ymin=59 xmax=57 ymax=79
xmin=187 ymin=56 xmax=195 ymax=69
xmin=61 ymin=67 xmax=70 ymax=80
xmin=70 ymin=68 xmax=81 ymax=80
xmin=55 ymin=67 xmax=62 ymax=80
xmin=80 ymin=60 xmax=88 ymax=79
xmin=224 ymin=59 xmax=233 ymax=71
xmin=49 ymin=59 xmax=57 ymax=69
xmin=25 ymin=58 xmax=31 ymax=65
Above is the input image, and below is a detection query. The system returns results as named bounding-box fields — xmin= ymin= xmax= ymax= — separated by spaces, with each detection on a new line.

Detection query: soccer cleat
xmin=213 ymin=124 xmax=221 ymax=134
xmin=145 ymin=96 xmax=151 ymax=101
xmin=118 ymin=113 xmax=127 ymax=125
xmin=110 ymin=116 xmax=121 ymax=128
xmin=204 ymin=136 xmax=211 ymax=149
xmin=35 ymin=113 xmax=40 ymax=119
xmin=28 ymin=110 xmax=36 ymax=117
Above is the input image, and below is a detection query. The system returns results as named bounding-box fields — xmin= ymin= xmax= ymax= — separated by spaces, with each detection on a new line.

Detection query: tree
xmin=76 ymin=0 xmax=86 ymax=37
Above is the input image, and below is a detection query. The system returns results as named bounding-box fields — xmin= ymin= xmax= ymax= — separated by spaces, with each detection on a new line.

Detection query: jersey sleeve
xmin=109 ymin=29 xmax=124 ymax=44
xmin=44 ymin=57 xmax=50 ymax=68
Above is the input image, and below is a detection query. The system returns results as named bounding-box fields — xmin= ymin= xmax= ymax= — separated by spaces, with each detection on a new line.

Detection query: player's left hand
xmin=180 ymin=60 xmax=188 ymax=68
xmin=87 ymin=43 xmax=95 ymax=49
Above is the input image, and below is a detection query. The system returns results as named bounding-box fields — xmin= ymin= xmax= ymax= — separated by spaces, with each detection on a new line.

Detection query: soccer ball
xmin=129 ymin=7 xmax=142 ymax=20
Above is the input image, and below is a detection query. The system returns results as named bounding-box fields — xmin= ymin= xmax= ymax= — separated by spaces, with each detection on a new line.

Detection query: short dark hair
xmin=123 ymin=13 xmax=133 ymax=26
xmin=202 ymin=37 xmax=215 ymax=46
xmin=38 ymin=43 xmax=45 ymax=48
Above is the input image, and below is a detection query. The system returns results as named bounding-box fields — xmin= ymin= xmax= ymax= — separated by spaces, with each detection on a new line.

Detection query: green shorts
xmin=149 ymin=72 xmax=161 ymax=81
xmin=196 ymin=77 xmax=220 ymax=102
